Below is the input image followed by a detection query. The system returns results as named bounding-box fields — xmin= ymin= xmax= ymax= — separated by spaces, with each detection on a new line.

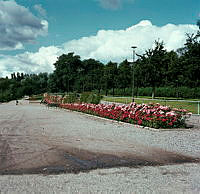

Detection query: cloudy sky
xmin=0 ymin=0 xmax=199 ymax=77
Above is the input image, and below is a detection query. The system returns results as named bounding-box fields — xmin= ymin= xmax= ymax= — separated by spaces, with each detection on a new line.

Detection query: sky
xmin=0 ymin=0 xmax=199 ymax=77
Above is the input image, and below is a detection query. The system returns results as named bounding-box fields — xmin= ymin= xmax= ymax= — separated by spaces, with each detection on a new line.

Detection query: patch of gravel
xmin=0 ymin=101 xmax=200 ymax=193
xmin=1 ymin=164 xmax=200 ymax=193
xmin=186 ymin=115 xmax=200 ymax=129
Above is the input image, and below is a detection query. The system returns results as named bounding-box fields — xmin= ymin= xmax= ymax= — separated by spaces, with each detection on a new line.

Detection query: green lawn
xmin=29 ymin=94 xmax=44 ymax=100
xmin=102 ymin=96 xmax=200 ymax=114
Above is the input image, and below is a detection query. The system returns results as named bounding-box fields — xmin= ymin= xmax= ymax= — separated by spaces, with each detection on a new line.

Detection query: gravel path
xmin=0 ymin=100 xmax=200 ymax=193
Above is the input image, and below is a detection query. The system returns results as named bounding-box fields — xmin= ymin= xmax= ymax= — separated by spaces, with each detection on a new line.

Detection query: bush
xmin=80 ymin=92 xmax=102 ymax=104
xmin=137 ymin=87 xmax=200 ymax=99
xmin=63 ymin=93 xmax=79 ymax=103
xmin=177 ymin=87 xmax=200 ymax=99
xmin=80 ymin=92 xmax=90 ymax=103
xmin=156 ymin=87 xmax=176 ymax=98
xmin=0 ymin=90 xmax=11 ymax=102
xmin=102 ymin=87 xmax=200 ymax=99
xmin=29 ymin=95 xmax=43 ymax=100
xmin=0 ymin=89 xmax=22 ymax=102
xmin=137 ymin=87 xmax=152 ymax=96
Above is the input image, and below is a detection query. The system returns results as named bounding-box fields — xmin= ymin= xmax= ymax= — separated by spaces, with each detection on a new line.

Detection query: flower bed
xmin=43 ymin=94 xmax=191 ymax=129
xmin=59 ymin=102 xmax=191 ymax=129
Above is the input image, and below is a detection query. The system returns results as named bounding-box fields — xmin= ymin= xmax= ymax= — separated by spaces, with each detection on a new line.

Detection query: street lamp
xmin=131 ymin=46 xmax=137 ymax=102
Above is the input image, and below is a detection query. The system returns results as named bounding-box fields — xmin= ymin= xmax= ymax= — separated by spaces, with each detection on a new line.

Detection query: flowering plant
xmin=44 ymin=95 xmax=191 ymax=129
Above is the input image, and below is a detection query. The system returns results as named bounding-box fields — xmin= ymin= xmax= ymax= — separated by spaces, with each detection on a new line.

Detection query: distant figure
xmin=16 ymin=100 xmax=18 ymax=105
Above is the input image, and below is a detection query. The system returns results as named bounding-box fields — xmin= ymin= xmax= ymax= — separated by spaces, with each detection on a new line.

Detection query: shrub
xmin=63 ymin=93 xmax=79 ymax=103
xmin=80 ymin=92 xmax=90 ymax=103
xmin=80 ymin=92 xmax=102 ymax=104
xmin=0 ymin=90 xmax=12 ymax=102
xmin=29 ymin=95 xmax=43 ymax=100
xmin=103 ymin=87 xmax=200 ymax=99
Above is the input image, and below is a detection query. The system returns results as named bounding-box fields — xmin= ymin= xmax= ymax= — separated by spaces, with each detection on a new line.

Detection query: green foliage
xmin=0 ymin=73 xmax=49 ymax=102
xmin=81 ymin=59 xmax=104 ymax=92
xmin=80 ymin=92 xmax=90 ymax=103
xmin=105 ymin=87 xmax=200 ymax=99
xmin=29 ymin=95 xmax=44 ymax=100
xmin=117 ymin=60 xmax=132 ymax=91
xmin=0 ymin=90 xmax=12 ymax=102
xmin=137 ymin=87 xmax=178 ymax=98
xmin=63 ymin=93 xmax=79 ymax=103
xmin=52 ymin=53 xmax=82 ymax=92
xmin=103 ymin=61 xmax=118 ymax=96
xmin=80 ymin=92 xmax=102 ymax=104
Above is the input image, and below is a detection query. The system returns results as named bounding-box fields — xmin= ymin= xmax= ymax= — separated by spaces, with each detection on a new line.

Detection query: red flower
xmin=168 ymin=122 xmax=173 ymax=126
xmin=138 ymin=119 xmax=142 ymax=125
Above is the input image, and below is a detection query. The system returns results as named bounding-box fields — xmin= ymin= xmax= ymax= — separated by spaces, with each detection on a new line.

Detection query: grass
xmin=29 ymin=94 xmax=43 ymax=100
xmin=103 ymin=96 xmax=200 ymax=114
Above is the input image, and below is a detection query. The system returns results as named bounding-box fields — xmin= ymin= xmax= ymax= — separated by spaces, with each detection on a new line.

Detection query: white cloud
xmin=0 ymin=46 xmax=62 ymax=77
xmin=63 ymin=20 xmax=198 ymax=62
xmin=0 ymin=20 xmax=198 ymax=77
xmin=0 ymin=0 xmax=48 ymax=50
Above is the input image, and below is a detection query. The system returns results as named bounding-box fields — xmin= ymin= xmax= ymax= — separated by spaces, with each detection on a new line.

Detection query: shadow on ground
xmin=0 ymin=134 xmax=199 ymax=175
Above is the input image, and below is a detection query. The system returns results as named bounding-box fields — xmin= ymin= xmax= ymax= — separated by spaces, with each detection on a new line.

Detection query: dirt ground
xmin=0 ymin=100 xmax=200 ymax=193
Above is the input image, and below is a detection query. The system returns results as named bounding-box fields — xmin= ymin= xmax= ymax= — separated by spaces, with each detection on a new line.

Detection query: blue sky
xmin=16 ymin=0 xmax=200 ymax=50
xmin=0 ymin=0 xmax=199 ymax=77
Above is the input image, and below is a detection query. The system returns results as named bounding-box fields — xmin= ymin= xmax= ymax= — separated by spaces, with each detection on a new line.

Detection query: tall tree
xmin=178 ymin=23 xmax=200 ymax=87
xmin=53 ymin=53 xmax=82 ymax=92
xmin=82 ymin=59 xmax=104 ymax=93
xmin=137 ymin=40 xmax=168 ymax=98
xmin=103 ymin=61 xmax=118 ymax=96
xmin=117 ymin=60 xmax=132 ymax=93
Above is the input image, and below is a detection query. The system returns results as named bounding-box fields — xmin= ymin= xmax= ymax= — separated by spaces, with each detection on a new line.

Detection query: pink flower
xmin=168 ymin=122 xmax=173 ymax=126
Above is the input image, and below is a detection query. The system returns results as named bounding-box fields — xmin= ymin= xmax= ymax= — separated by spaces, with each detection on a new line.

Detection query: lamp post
xmin=131 ymin=46 xmax=137 ymax=102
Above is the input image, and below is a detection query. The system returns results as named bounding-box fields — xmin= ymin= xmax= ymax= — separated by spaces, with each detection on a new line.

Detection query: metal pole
xmin=131 ymin=46 xmax=137 ymax=102
xmin=198 ymin=102 xmax=200 ymax=115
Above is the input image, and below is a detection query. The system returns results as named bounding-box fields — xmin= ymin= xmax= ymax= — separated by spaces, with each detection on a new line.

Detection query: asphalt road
xmin=0 ymin=100 xmax=200 ymax=193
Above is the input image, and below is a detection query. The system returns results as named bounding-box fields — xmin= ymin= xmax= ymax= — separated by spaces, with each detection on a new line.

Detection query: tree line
xmin=0 ymin=21 xmax=199 ymax=102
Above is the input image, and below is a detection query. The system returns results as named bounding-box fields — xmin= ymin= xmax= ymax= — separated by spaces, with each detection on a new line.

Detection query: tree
xmin=81 ymin=59 xmax=104 ymax=93
xmin=117 ymin=60 xmax=132 ymax=94
xmin=178 ymin=26 xmax=200 ymax=87
xmin=47 ymin=73 xmax=58 ymax=93
xmin=137 ymin=40 xmax=168 ymax=98
xmin=53 ymin=53 xmax=82 ymax=92
xmin=103 ymin=61 xmax=118 ymax=96
xmin=163 ymin=51 xmax=179 ymax=86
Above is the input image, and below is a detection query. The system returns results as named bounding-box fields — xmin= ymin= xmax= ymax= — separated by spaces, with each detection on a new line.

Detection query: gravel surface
xmin=0 ymin=100 xmax=200 ymax=193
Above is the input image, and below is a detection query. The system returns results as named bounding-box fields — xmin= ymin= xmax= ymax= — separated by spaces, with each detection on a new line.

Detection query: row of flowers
xmin=43 ymin=93 xmax=62 ymax=104
xmin=43 ymin=95 xmax=191 ymax=129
